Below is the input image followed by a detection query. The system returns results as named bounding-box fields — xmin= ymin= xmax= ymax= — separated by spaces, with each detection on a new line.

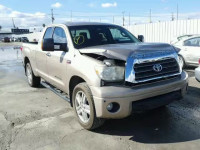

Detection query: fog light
xmin=106 ymin=102 xmax=120 ymax=113
xmin=107 ymin=103 xmax=113 ymax=111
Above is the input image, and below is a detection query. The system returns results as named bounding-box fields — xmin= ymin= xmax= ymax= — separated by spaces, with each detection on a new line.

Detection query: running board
xmin=41 ymin=81 xmax=70 ymax=103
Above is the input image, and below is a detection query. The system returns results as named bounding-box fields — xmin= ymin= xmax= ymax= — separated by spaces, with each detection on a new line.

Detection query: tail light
xmin=199 ymin=58 xmax=200 ymax=65
xmin=20 ymin=46 xmax=23 ymax=51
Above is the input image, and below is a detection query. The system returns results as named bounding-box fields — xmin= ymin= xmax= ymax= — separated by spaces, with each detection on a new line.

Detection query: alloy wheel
xmin=26 ymin=64 xmax=32 ymax=85
xmin=75 ymin=91 xmax=91 ymax=123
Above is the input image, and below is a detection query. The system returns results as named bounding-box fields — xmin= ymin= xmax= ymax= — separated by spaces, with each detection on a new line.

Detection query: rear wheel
xmin=26 ymin=62 xmax=41 ymax=87
xmin=72 ymin=82 xmax=105 ymax=130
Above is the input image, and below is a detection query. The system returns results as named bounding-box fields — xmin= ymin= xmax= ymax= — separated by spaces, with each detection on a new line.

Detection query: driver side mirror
xmin=62 ymin=43 xmax=69 ymax=52
xmin=42 ymin=38 xmax=54 ymax=51
xmin=138 ymin=35 xmax=144 ymax=42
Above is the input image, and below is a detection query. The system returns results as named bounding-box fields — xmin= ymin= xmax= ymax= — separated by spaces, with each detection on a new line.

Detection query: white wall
xmin=126 ymin=19 xmax=200 ymax=43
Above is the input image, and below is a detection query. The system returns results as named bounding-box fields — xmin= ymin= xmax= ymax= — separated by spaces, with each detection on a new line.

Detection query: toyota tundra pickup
xmin=22 ymin=22 xmax=188 ymax=130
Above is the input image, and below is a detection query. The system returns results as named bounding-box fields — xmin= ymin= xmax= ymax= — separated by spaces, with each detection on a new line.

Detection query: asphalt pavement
xmin=0 ymin=43 xmax=200 ymax=150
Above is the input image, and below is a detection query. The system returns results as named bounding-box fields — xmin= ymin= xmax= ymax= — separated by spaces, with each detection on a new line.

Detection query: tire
xmin=26 ymin=62 xmax=41 ymax=87
xmin=72 ymin=82 xmax=105 ymax=130
xmin=178 ymin=55 xmax=186 ymax=69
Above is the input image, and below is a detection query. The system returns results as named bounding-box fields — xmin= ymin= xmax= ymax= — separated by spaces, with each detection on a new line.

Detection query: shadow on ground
xmin=95 ymin=103 xmax=200 ymax=144
xmin=184 ymin=66 xmax=197 ymax=77
xmin=93 ymin=81 xmax=200 ymax=144
xmin=187 ymin=86 xmax=200 ymax=97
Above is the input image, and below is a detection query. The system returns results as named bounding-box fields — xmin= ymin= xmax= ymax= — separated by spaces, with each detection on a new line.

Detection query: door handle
xmin=46 ymin=52 xmax=51 ymax=57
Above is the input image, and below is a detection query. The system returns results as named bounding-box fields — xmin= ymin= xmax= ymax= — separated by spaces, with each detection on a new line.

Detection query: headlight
xmin=95 ymin=65 xmax=125 ymax=81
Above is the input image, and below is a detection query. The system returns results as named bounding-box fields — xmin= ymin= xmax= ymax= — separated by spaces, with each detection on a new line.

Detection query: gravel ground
xmin=0 ymin=43 xmax=200 ymax=150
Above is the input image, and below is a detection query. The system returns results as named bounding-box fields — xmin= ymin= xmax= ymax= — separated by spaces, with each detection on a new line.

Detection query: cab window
xmin=43 ymin=27 xmax=53 ymax=39
xmin=53 ymin=27 xmax=67 ymax=51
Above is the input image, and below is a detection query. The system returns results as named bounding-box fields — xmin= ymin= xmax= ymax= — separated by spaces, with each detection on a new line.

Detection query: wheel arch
xmin=24 ymin=57 xmax=30 ymax=74
xmin=69 ymin=76 xmax=86 ymax=107
xmin=178 ymin=54 xmax=185 ymax=59
xmin=178 ymin=54 xmax=187 ymax=67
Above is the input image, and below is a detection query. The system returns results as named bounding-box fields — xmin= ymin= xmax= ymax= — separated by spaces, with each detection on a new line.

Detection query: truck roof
xmin=64 ymin=22 xmax=115 ymax=26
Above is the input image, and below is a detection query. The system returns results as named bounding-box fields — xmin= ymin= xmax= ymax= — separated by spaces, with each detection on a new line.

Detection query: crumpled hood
xmin=79 ymin=43 xmax=176 ymax=61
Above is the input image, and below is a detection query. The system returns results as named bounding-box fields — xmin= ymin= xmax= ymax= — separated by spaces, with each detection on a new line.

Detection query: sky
xmin=0 ymin=0 xmax=200 ymax=31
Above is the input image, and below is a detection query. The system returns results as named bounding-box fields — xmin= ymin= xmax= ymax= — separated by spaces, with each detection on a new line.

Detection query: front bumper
xmin=195 ymin=67 xmax=200 ymax=82
xmin=90 ymin=71 xmax=188 ymax=119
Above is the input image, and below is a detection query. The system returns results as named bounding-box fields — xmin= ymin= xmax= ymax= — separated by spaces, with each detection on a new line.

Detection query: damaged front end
xmin=79 ymin=45 xmax=181 ymax=86
xmin=81 ymin=52 xmax=126 ymax=86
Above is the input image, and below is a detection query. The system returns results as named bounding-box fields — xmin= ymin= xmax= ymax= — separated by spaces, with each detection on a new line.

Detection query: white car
xmin=195 ymin=59 xmax=200 ymax=82
xmin=174 ymin=36 xmax=200 ymax=68
xmin=170 ymin=34 xmax=194 ymax=45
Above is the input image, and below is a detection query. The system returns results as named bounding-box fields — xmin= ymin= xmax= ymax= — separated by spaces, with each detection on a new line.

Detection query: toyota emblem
xmin=153 ymin=64 xmax=163 ymax=72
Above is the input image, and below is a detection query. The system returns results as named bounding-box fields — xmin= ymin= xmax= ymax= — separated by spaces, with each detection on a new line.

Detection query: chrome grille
xmin=134 ymin=58 xmax=180 ymax=82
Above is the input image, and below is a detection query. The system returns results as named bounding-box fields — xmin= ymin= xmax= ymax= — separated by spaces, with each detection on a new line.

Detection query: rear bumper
xmin=195 ymin=67 xmax=200 ymax=82
xmin=90 ymin=71 xmax=188 ymax=119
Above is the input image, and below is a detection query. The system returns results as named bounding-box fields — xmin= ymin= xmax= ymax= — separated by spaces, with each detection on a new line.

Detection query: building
xmin=0 ymin=31 xmax=13 ymax=40
xmin=0 ymin=28 xmax=30 ymax=40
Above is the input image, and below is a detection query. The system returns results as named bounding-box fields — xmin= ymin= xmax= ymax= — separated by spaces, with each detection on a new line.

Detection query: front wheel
xmin=26 ymin=62 xmax=41 ymax=87
xmin=72 ymin=83 xmax=105 ymax=130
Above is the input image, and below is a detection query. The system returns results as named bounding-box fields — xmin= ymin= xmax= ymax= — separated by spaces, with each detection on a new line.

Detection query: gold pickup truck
xmin=22 ymin=22 xmax=188 ymax=130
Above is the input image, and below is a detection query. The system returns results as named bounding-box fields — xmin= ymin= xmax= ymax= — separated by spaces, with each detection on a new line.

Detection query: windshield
xmin=178 ymin=35 xmax=193 ymax=41
xmin=68 ymin=25 xmax=140 ymax=49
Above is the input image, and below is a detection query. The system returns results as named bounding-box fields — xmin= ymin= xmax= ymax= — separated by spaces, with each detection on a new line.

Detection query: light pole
xmin=122 ymin=11 xmax=125 ymax=26
xmin=149 ymin=9 xmax=152 ymax=23
xmin=51 ymin=9 xmax=55 ymax=23
xmin=177 ymin=4 xmax=179 ymax=20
